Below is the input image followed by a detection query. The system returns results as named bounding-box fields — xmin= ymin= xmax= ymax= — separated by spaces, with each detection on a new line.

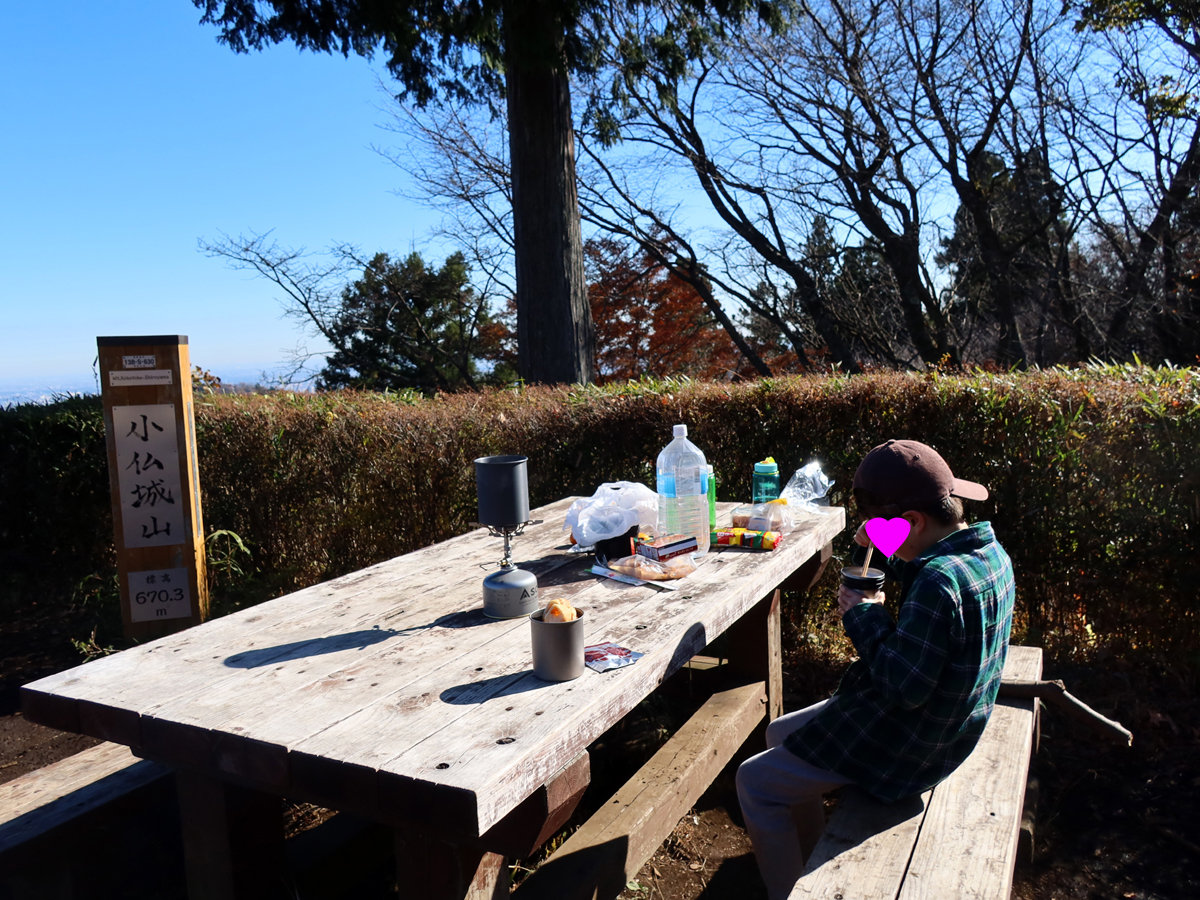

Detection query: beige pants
xmin=735 ymin=700 xmax=853 ymax=900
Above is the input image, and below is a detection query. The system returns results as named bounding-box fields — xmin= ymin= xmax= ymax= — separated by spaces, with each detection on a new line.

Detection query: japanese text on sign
xmin=113 ymin=404 xmax=185 ymax=548
xmin=127 ymin=568 xmax=191 ymax=622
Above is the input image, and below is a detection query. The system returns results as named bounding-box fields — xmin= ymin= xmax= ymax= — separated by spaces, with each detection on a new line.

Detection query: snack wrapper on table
xmin=607 ymin=553 xmax=697 ymax=581
xmin=731 ymin=499 xmax=797 ymax=532
xmin=711 ymin=528 xmax=783 ymax=550
xmin=584 ymin=642 xmax=644 ymax=673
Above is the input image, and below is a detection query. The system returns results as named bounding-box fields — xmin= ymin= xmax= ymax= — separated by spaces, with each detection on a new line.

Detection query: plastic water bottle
xmin=655 ymin=424 xmax=710 ymax=557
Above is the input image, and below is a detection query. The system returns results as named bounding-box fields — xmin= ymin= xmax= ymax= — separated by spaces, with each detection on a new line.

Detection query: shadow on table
xmin=222 ymin=608 xmax=507 ymax=668
xmin=439 ymin=669 xmax=554 ymax=704
xmin=407 ymin=608 xmax=502 ymax=631
xmin=669 ymin=622 xmax=709 ymax=672
xmin=223 ymin=626 xmax=400 ymax=668
xmin=439 ymin=621 xmax=711 ymax=705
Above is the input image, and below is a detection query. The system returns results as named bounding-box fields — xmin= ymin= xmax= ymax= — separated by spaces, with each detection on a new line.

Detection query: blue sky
xmin=0 ymin=1 xmax=443 ymax=401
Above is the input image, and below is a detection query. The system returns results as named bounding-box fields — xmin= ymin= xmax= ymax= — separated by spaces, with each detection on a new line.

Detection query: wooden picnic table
xmin=22 ymin=497 xmax=845 ymax=899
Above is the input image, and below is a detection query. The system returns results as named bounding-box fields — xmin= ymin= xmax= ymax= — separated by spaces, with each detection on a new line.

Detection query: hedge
xmin=2 ymin=366 xmax=1197 ymax=661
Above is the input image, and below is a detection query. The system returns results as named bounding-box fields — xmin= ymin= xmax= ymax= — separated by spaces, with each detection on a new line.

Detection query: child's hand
xmin=838 ymin=584 xmax=884 ymax=617
xmin=853 ymin=523 xmax=871 ymax=548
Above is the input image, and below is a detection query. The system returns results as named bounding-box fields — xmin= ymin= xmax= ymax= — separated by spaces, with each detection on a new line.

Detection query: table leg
xmin=175 ymin=771 xmax=285 ymax=900
xmin=395 ymin=831 xmax=507 ymax=900
xmin=780 ymin=540 xmax=833 ymax=595
xmin=474 ymin=750 xmax=590 ymax=858
xmin=726 ymin=588 xmax=783 ymax=722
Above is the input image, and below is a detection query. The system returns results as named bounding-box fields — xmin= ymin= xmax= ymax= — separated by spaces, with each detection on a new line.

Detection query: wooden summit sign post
xmin=97 ymin=336 xmax=208 ymax=639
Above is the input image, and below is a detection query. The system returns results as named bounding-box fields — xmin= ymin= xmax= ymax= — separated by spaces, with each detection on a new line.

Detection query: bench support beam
xmin=515 ymin=677 xmax=767 ymax=900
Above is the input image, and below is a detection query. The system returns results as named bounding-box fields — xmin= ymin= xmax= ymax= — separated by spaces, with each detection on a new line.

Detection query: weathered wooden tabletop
xmin=23 ymin=497 xmax=845 ymax=839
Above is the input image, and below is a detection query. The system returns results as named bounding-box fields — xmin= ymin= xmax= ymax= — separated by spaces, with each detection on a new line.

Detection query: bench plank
xmin=998 ymin=646 xmax=1043 ymax=686
xmin=897 ymin=704 xmax=1033 ymax=900
xmin=0 ymin=741 xmax=170 ymax=855
xmin=794 ymin=787 xmax=931 ymax=900
xmin=898 ymin=648 xmax=1041 ymax=900
xmin=791 ymin=646 xmax=1043 ymax=900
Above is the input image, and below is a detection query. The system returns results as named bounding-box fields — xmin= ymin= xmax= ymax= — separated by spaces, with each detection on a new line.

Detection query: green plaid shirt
xmin=784 ymin=522 xmax=1015 ymax=802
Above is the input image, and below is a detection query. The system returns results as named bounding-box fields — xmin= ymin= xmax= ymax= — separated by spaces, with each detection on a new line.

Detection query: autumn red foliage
xmin=585 ymin=238 xmax=744 ymax=382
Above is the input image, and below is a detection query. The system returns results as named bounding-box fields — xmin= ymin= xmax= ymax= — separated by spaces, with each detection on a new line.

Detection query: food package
xmin=543 ymin=598 xmax=578 ymax=622
xmin=730 ymin=506 xmax=754 ymax=528
xmin=710 ymin=528 xmax=783 ymax=550
xmin=584 ymin=642 xmax=645 ymax=673
xmin=746 ymin=498 xmax=794 ymax=533
xmin=635 ymin=534 xmax=698 ymax=562
xmin=607 ymin=553 xmax=697 ymax=581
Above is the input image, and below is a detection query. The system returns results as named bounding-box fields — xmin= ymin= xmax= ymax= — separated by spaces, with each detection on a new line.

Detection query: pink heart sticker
xmin=864 ymin=517 xmax=911 ymax=557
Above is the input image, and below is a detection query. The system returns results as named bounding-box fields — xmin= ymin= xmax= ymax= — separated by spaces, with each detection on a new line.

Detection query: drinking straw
xmin=860 ymin=542 xmax=875 ymax=578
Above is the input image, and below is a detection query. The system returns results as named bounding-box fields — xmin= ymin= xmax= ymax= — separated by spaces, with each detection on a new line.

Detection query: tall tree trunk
xmin=877 ymin=232 xmax=952 ymax=366
xmin=786 ymin=272 xmax=859 ymax=371
xmin=982 ymin=257 xmax=1031 ymax=369
xmin=1152 ymin=229 xmax=1200 ymax=364
xmin=1050 ymin=220 xmax=1100 ymax=363
xmin=959 ymin=155 xmax=1031 ymax=369
xmin=503 ymin=7 xmax=594 ymax=385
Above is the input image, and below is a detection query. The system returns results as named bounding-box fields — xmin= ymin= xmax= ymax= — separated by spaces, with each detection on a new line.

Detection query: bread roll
xmin=544 ymin=599 xmax=577 ymax=622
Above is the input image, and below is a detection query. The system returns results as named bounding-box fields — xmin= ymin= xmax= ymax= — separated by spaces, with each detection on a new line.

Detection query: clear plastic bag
xmin=575 ymin=505 xmax=639 ymax=547
xmin=780 ymin=461 xmax=835 ymax=513
xmin=564 ymin=482 xmax=658 ymax=548
xmin=607 ymin=553 xmax=697 ymax=581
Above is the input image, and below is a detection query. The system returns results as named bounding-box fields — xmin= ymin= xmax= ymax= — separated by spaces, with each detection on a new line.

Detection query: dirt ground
xmin=3 ymin=592 xmax=1199 ymax=900
xmin=0 ymin=596 xmax=105 ymax=780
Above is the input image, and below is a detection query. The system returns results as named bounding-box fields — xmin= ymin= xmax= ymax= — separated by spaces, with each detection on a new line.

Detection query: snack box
xmin=635 ymin=534 xmax=699 ymax=562
xmin=710 ymin=528 xmax=783 ymax=550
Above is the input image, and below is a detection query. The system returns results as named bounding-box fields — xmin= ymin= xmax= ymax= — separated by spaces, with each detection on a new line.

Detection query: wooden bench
xmin=793 ymin=645 xmax=1043 ymax=900
xmin=0 ymin=741 xmax=177 ymax=897
xmin=515 ymin=646 xmax=1040 ymax=900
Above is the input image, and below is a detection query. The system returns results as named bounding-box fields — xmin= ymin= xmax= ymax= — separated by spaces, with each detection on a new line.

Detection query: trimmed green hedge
xmin=3 ymin=366 xmax=1197 ymax=660
xmin=0 ymin=394 xmax=112 ymax=586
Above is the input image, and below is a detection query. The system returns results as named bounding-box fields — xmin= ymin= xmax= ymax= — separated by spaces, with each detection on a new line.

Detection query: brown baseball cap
xmin=853 ymin=439 xmax=988 ymax=509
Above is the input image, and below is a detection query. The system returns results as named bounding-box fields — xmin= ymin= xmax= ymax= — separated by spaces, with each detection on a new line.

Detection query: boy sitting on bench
xmin=736 ymin=439 xmax=1016 ymax=900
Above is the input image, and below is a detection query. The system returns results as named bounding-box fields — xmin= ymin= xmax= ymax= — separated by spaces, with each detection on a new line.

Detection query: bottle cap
xmin=673 ymin=424 xmax=687 ymax=438
xmin=754 ymin=459 xmax=778 ymax=474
